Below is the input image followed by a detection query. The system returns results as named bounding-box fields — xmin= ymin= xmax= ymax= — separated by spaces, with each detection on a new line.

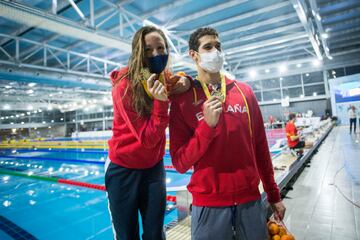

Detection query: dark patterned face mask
xmin=147 ymin=54 xmax=168 ymax=74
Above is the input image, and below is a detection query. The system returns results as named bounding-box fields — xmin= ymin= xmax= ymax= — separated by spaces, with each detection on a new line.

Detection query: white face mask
xmin=197 ymin=50 xmax=224 ymax=73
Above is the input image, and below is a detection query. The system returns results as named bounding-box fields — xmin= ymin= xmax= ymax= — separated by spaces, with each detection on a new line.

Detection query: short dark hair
xmin=289 ymin=113 xmax=296 ymax=121
xmin=188 ymin=27 xmax=219 ymax=51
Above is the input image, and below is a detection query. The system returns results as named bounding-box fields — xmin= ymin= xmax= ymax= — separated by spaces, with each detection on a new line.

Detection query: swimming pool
xmin=0 ymin=148 xmax=191 ymax=239
xmin=0 ymin=129 xmax=283 ymax=239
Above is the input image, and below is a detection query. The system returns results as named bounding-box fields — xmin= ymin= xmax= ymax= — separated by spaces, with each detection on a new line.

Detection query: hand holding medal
xmin=209 ymin=83 xmax=225 ymax=102
xmin=203 ymin=96 xmax=222 ymax=128
xmin=167 ymin=72 xmax=191 ymax=95
xmin=146 ymin=73 xmax=168 ymax=102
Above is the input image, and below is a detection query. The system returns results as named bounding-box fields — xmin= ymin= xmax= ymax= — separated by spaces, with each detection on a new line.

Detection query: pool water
xmin=0 ymin=129 xmax=283 ymax=239
xmin=0 ymin=149 xmax=190 ymax=239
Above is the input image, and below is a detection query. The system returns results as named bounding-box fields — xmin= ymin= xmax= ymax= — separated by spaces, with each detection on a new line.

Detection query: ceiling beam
xmin=167 ymin=0 xmax=248 ymax=29
xmin=226 ymin=33 xmax=308 ymax=55
xmin=291 ymin=0 xmax=323 ymax=60
xmin=0 ymin=1 xmax=131 ymax=52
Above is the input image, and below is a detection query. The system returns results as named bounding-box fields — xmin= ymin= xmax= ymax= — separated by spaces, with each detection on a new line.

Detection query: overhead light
xmin=5 ymin=116 xmax=9 ymax=119
xmin=316 ymin=13 xmax=321 ymax=21
xmin=300 ymin=94 xmax=304 ymax=98
xmin=313 ymin=92 xmax=317 ymax=96
xmin=72 ymin=119 xmax=76 ymax=122
xmin=0 ymin=117 xmax=3 ymax=120
xmin=3 ymin=105 xmax=10 ymax=110
xmin=249 ymin=70 xmax=257 ymax=78
xmin=42 ymin=121 xmax=46 ymax=124
xmin=58 ymin=91 xmax=63 ymax=95
xmin=27 ymin=106 xmax=33 ymax=110
xmin=38 ymin=109 xmax=42 ymax=113
xmin=16 ymin=115 xmax=19 ymax=118
xmin=306 ymin=73 xmax=310 ymax=77
xmin=296 ymin=63 xmax=302 ymax=68
xmin=5 ymin=85 xmax=11 ymax=89
xmin=48 ymin=126 xmax=51 ymax=129
xmin=27 ymin=112 xmax=30 ymax=115
xmin=312 ymin=59 xmax=322 ymax=67
xmin=321 ymin=33 xmax=329 ymax=39
xmin=51 ymin=120 xmax=54 ymax=123
xmin=60 ymin=118 xmax=64 ymax=121
xmin=49 ymin=94 xmax=53 ymax=97
xmin=278 ymin=65 xmax=287 ymax=73
xmin=265 ymin=69 xmax=270 ymax=73
xmin=28 ymin=83 xmax=36 ymax=87
xmin=21 ymin=122 xmax=24 ymax=124
xmin=280 ymin=77 xmax=283 ymax=80
xmin=47 ymin=105 xmax=53 ymax=110
xmin=273 ymin=99 xmax=277 ymax=102
xmin=10 ymin=122 xmax=14 ymax=125
xmin=27 ymin=89 xmax=34 ymax=94
xmin=20 ymin=113 xmax=24 ymax=116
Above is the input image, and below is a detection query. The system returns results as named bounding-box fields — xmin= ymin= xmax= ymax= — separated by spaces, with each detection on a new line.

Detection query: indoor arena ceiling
xmin=0 ymin=0 xmax=359 ymax=112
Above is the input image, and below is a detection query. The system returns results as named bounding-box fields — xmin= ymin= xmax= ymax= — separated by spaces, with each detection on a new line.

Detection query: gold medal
xmin=198 ymin=74 xmax=226 ymax=103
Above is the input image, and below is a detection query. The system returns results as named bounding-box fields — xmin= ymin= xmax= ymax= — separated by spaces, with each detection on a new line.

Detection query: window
xmin=282 ymin=75 xmax=301 ymax=87
xmin=282 ymin=87 xmax=303 ymax=98
xmin=345 ymin=65 xmax=360 ymax=75
xmin=304 ymin=84 xmax=325 ymax=96
xmin=254 ymin=91 xmax=262 ymax=101
xmin=302 ymin=71 xmax=323 ymax=84
xmin=327 ymin=68 xmax=345 ymax=79
xmin=263 ymin=90 xmax=281 ymax=101
xmin=262 ymin=78 xmax=280 ymax=89
xmin=247 ymin=81 xmax=262 ymax=91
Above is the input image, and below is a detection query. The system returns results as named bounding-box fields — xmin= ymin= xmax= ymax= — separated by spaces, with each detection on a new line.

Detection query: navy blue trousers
xmin=105 ymin=160 xmax=166 ymax=240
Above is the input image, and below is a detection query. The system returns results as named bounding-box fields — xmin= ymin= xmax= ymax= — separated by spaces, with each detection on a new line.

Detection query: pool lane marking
xmin=0 ymin=169 xmax=177 ymax=202
xmin=0 ymin=155 xmax=193 ymax=174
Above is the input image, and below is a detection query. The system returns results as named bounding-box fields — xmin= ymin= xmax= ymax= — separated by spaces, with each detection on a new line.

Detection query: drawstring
xmin=231 ymin=206 xmax=237 ymax=239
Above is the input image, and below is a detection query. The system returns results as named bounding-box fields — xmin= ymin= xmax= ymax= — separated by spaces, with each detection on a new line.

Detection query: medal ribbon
xmin=198 ymin=73 xmax=226 ymax=103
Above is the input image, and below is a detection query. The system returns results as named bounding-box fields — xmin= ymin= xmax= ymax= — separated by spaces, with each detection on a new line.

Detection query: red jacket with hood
xmin=108 ymin=67 xmax=169 ymax=169
xmin=169 ymin=76 xmax=281 ymax=207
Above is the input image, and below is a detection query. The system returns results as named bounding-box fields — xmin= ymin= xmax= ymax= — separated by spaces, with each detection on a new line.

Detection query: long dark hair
xmin=113 ymin=26 xmax=169 ymax=118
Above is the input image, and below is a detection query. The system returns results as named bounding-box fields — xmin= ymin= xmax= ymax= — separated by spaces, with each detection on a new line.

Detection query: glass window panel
xmin=303 ymin=71 xmax=323 ymax=84
xmin=282 ymin=87 xmax=303 ymax=98
xmin=345 ymin=65 xmax=360 ymax=75
xmin=327 ymin=67 xmax=345 ymax=79
xmin=263 ymin=90 xmax=281 ymax=101
xmin=247 ymin=81 xmax=262 ymax=91
xmin=262 ymin=78 xmax=280 ymax=89
xmin=254 ymin=91 xmax=262 ymax=101
xmin=304 ymin=84 xmax=325 ymax=96
xmin=282 ymin=75 xmax=301 ymax=87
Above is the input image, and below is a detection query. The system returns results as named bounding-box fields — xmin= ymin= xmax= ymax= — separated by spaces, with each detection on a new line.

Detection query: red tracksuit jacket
xmin=169 ymin=76 xmax=280 ymax=207
xmin=108 ymin=67 xmax=169 ymax=169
